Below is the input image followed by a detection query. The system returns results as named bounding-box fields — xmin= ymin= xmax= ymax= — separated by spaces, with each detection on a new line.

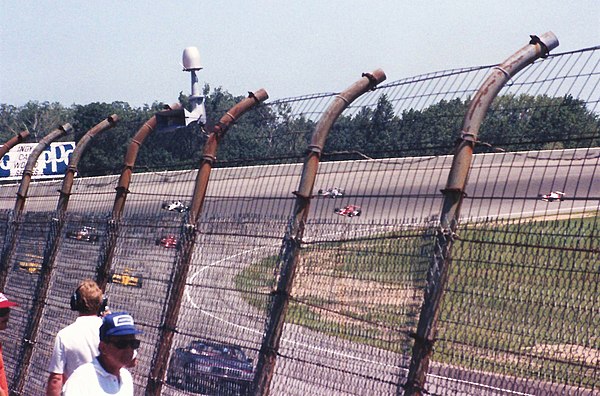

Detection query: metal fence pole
xmin=56 ymin=115 xmax=119 ymax=215
xmin=253 ymin=69 xmax=387 ymax=396
xmin=96 ymin=105 xmax=180 ymax=290
xmin=402 ymin=32 xmax=559 ymax=396
xmin=0 ymin=131 xmax=30 ymax=160
xmin=145 ymin=90 xmax=268 ymax=395
xmin=13 ymin=124 xmax=73 ymax=216
xmin=10 ymin=116 xmax=119 ymax=395
xmin=0 ymin=130 xmax=30 ymax=290
xmin=0 ymin=124 xmax=72 ymax=291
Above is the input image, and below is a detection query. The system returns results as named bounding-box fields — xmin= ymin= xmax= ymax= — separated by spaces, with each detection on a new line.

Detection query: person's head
xmin=98 ymin=312 xmax=142 ymax=372
xmin=70 ymin=279 xmax=103 ymax=315
xmin=0 ymin=293 xmax=18 ymax=331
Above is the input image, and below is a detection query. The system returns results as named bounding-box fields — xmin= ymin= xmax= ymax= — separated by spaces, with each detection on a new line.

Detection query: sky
xmin=1 ymin=1 xmax=598 ymax=107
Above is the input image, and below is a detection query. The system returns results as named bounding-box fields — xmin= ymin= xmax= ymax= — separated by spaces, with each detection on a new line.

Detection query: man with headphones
xmin=46 ymin=279 xmax=106 ymax=396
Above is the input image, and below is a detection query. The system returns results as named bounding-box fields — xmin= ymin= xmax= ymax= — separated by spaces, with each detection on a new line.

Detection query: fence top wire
xmin=263 ymin=45 xmax=599 ymax=116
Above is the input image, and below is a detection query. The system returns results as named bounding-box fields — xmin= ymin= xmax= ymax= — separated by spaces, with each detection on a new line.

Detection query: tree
xmin=481 ymin=94 xmax=599 ymax=151
xmin=365 ymin=94 xmax=400 ymax=156
xmin=1 ymin=90 xmax=596 ymax=175
xmin=73 ymin=101 xmax=160 ymax=176
xmin=0 ymin=101 xmax=72 ymax=142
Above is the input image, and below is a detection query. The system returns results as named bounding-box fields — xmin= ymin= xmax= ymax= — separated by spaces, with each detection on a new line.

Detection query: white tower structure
xmin=182 ymin=47 xmax=206 ymax=126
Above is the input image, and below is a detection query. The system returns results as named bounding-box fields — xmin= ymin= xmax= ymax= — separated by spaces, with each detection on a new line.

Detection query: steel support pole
xmin=0 ymin=131 xmax=30 ymax=159
xmin=253 ymin=69 xmax=386 ymax=396
xmin=0 ymin=129 xmax=29 ymax=320
xmin=56 ymin=115 xmax=119 ymax=215
xmin=96 ymin=105 xmax=180 ymax=290
xmin=145 ymin=90 xmax=268 ymax=395
xmin=403 ymin=32 xmax=559 ymax=396
xmin=111 ymin=104 xmax=181 ymax=220
xmin=0 ymin=130 xmax=30 ymax=282
xmin=13 ymin=124 xmax=73 ymax=214
xmin=11 ymin=115 xmax=119 ymax=395
xmin=0 ymin=124 xmax=72 ymax=291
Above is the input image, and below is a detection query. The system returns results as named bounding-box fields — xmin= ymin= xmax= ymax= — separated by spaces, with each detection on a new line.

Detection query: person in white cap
xmin=62 ymin=311 xmax=142 ymax=395
xmin=0 ymin=292 xmax=18 ymax=396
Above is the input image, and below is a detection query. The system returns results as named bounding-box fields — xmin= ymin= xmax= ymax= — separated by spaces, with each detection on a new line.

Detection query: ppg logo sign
xmin=0 ymin=142 xmax=75 ymax=180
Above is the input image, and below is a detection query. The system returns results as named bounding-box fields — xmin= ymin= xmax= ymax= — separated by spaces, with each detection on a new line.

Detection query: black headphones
xmin=99 ymin=296 xmax=109 ymax=315
xmin=70 ymin=286 xmax=84 ymax=311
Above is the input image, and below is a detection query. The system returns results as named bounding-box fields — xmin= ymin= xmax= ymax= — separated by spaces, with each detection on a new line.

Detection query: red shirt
xmin=0 ymin=343 xmax=8 ymax=396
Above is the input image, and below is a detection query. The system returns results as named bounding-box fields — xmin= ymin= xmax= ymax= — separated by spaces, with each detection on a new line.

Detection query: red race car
xmin=156 ymin=234 xmax=178 ymax=248
xmin=334 ymin=205 xmax=362 ymax=217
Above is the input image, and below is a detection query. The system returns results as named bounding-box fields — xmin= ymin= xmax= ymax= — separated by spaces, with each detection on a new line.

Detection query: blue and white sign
xmin=0 ymin=142 xmax=75 ymax=180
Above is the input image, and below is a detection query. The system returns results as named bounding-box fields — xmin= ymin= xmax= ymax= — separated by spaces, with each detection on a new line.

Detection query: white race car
xmin=540 ymin=191 xmax=565 ymax=202
xmin=161 ymin=200 xmax=190 ymax=212
xmin=317 ymin=187 xmax=345 ymax=198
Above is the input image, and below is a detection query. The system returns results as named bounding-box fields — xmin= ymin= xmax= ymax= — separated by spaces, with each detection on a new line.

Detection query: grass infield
xmin=236 ymin=213 xmax=599 ymax=389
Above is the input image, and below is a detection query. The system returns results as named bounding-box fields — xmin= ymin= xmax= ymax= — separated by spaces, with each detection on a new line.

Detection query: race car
xmin=167 ymin=339 xmax=254 ymax=395
xmin=109 ymin=268 xmax=143 ymax=288
xmin=161 ymin=200 xmax=189 ymax=213
xmin=317 ymin=187 xmax=345 ymax=198
xmin=334 ymin=205 xmax=362 ymax=217
xmin=18 ymin=254 xmax=43 ymax=274
xmin=540 ymin=190 xmax=565 ymax=202
xmin=156 ymin=234 xmax=178 ymax=248
xmin=66 ymin=226 xmax=99 ymax=242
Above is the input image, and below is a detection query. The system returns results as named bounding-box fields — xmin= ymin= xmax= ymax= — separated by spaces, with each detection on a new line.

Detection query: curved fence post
xmin=10 ymin=115 xmax=119 ymax=394
xmin=145 ymin=90 xmax=269 ymax=395
xmin=253 ymin=69 xmax=387 ymax=395
xmin=13 ymin=124 xmax=73 ymax=215
xmin=56 ymin=115 xmax=119 ymax=215
xmin=0 ymin=130 xmax=30 ymax=295
xmin=403 ymin=32 xmax=559 ymax=396
xmin=0 ymin=130 xmax=30 ymax=159
xmin=95 ymin=105 xmax=181 ymax=290
xmin=187 ymin=90 xmax=269 ymax=225
xmin=0 ymin=124 xmax=72 ymax=290
xmin=111 ymin=104 xmax=181 ymax=220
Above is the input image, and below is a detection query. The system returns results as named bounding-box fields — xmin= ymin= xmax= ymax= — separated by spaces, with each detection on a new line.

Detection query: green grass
xmin=235 ymin=214 xmax=599 ymax=389
xmin=436 ymin=215 xmax=599 ymax=388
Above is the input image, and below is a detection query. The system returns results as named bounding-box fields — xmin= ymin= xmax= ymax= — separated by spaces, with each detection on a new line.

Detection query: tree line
xmin=0 ymin=85 xmax=597 ymax=177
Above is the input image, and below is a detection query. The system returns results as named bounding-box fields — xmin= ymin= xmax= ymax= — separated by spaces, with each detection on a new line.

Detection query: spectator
xmin=0 ymin=293 xmax=18 ymax=396
xmin=46 ymin=279 xmax=105 ymax=395
xmin=62 ymin=312 xmax=142 ymax=395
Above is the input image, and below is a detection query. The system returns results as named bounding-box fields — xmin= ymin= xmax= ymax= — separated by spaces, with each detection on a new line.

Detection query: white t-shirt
xmin=62 ymin=357 xmax=133 ymax=395
xmin=48 ymin=315 xmax=102 ymax=378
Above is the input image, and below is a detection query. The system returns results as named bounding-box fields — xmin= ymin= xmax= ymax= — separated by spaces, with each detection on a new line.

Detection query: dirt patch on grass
xmin=291 ymin=251 xmax=422 ymax=330
xmin=294 ymin=272 xmax=421 ymax=309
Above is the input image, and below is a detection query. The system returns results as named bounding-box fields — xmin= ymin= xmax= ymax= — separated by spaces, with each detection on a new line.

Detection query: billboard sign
xmin=0 ymin=142 xmax=76 ymax=181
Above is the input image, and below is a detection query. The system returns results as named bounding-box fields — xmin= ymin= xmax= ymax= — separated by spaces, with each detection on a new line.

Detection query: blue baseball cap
xmin=100 ymin=312 xmax=143 ymax=340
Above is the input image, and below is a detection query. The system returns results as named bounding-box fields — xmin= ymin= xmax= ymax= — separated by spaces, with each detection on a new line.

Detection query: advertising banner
xmin=0 ymin=142 xmax=76 ymax=181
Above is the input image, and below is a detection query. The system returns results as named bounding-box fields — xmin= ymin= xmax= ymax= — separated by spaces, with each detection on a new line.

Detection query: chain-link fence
xmin=0 ymin=43 xmax=598 ymax=395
